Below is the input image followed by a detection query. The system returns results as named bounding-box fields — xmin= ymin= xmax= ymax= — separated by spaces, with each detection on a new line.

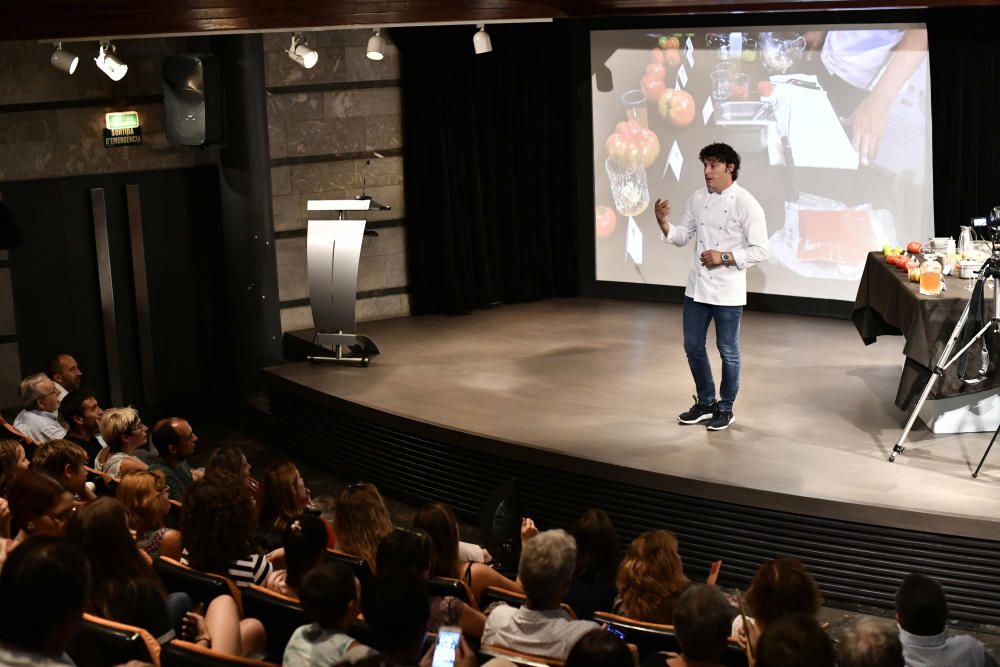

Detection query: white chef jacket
xmin=663 ymin=181 xmax=768 ymax=306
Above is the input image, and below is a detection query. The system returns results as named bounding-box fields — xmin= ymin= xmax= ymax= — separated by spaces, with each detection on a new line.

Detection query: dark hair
xmin=376 ymin=527 xmax=433 ymax=578
xmin=65 ymin=497 xmax=166 ymax=620
xmin=699 ymin=142 xmax=741 ymax=180
xmin=0 ymin=439 xmax=24 ymax=497
xmin=673 ymin=584 xmax=733 ymax=660
xmin=412 ymin=501 xmax=460 ymax=579
xmin=33 ymin=439 xmax=87 ymax=482
xmin=205 ymin=445 xmax=247 ymax=478
xmin=745 ymin=557 xmax=823 ymax=629
xmin=58 ymin=389 xmax=97 ymax=428
xmin=299 ymin=561 xmax=357 ymax=628
xmin=837 ymin=618 xmax=904 ymax=667
xmin=755 ymin=614 xmax=836 ymax=667
xmin=0 ymin=536 xmax=90 ymax=654
xmin=46 ymin=353 xmax=72 ymax=379
xmin=180 ymin=471 xmax=258 ymax=574
xmin=283 ymin=512 xmax=329 ymax=588
xmin=572 ymin=509 xmax=618 ymax=578
xmin=8 ymin=470 xmax=70 ymax=531
xmin=894 ymin=573 xmax=947 ymax=636
xmin=151 ymin=418 xmax=183 ymax=454
xmin=566 ymin=628 xmax=633 ymax=667
xmin=361 ymin=574 xmax=430 ymax=653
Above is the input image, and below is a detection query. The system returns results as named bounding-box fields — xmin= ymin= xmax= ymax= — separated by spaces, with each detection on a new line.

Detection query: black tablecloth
xmin=852 ymin=251 xmax=1000 ymax=410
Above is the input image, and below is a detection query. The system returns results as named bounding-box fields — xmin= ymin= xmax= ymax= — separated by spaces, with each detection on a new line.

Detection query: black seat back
xmin=154 ymin=557 xmax=243 ymax=615
xmin=427 ymin=576 xmax=476 ymax=608
xmin=161 ymin=639 xmax=278 ymax=666
xmin=242 ymin=585 xmax=308 ymax=661
xmin=324 ymin=549 xmax=373 ymax=589
xmin=67 ymin=614 xmax=158 ymax=667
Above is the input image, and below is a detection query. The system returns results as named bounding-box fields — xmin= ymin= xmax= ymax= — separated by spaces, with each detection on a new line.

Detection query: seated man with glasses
xmin=12 ymin=373 xmax=66 ymax=445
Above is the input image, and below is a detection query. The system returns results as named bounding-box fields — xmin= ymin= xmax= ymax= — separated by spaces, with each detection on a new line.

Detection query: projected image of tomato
xmin=658 ymin=89 xmax=695 ymax=127
xmin=596 ymin=206 xmax=618 ymax=239
xmin=605 ymin=118 xmax=659 ymax=169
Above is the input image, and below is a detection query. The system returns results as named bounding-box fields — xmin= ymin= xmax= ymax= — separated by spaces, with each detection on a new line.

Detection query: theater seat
xmin=67 ymin=613 xmax=161 ymax=667
xmin=479 ymin=586 xmax=577 ymax=618
xmin=241 ymin=585 xmax=307 ymax=661
xmin=479 ymin=644 xmax=566 ymax=667
xmin=592 ymin=612 xmax=748 ymax=666
xmin=154 ymin=556 xmax=243 ymax=616
xmin=428 ymin=576 xmax=478 ymax=609
xmin=324 ymin=549 xmax=373 ymax=588
xmin=160 ymin=640 xmax=278 ymax=666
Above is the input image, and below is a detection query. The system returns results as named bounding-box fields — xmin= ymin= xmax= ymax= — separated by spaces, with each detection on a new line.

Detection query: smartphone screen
xmin=432 ymin=627 xmax=462 ymax=667
xmin=606 ymin=625 xmax=626 ymax=641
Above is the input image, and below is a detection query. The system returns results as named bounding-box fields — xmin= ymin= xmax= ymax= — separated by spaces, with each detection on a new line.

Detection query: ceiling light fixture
xmin=473 ymin=24 xmax=492 ymax=55
xmin=95 ymin=41 xmax=128 ymax=81
xmin=287 ymin=33 xmax=318 ymax=69
xmin=50 ymin=42 xmax=79 ymax=75
xmin=366 ymin=29 xmax=385 ymax=61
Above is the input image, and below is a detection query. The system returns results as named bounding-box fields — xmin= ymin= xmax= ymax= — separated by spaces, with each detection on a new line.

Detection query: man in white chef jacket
xmin=654 ymin=143 xmax=769 ymax=431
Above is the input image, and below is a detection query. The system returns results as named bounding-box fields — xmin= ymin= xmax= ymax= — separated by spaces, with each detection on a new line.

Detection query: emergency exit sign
xmin=104 ymin=111 xmax=142 ymax=147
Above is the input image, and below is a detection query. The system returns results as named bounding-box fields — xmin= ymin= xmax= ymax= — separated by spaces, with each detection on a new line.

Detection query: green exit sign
xmin=105 ymin=111 xmax=140 ymax=130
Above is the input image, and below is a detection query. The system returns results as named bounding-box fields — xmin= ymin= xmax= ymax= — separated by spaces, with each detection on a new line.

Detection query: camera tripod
xmin=889 ymin=252 xmax=1000 ymax=475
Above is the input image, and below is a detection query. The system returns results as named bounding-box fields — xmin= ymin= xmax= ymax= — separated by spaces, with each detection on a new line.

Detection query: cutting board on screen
xmin=797 ymin=209 xmax=875 ymax=265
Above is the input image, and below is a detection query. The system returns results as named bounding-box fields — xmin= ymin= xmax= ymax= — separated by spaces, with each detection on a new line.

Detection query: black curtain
xmin=929 ymin=7 xmax=1000 ymax=237
xmin=396 ymin=23 xmax=580 ymax=315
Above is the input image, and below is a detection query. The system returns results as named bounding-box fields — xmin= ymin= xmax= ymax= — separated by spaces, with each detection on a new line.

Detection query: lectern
xmin=305 ymin=198 xmax=386 ymax=366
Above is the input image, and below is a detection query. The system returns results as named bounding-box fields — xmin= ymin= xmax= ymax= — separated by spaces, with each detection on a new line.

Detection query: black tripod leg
xmin=973 ymin=421 xmax=1000 ymax=478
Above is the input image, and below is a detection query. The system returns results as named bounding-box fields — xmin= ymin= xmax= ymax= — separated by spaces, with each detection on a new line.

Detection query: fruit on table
xmin=658 ymin=88 xmax=696 ymax=127
xmin=907 ymin=241 xmax=922 ymax=254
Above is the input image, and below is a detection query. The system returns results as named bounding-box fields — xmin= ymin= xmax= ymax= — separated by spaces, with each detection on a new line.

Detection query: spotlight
xmin=94 ymin=42 xmax=127 ymax=81
xmin=50 ymin=42 xmax=79 ymax=75
xmin=366 ymin=29 xmax=385 ymax=61
xmin=287 ymin=33 xmax=318 ymax=69
xmin=473 ymin=24 xmax=492 ymax=55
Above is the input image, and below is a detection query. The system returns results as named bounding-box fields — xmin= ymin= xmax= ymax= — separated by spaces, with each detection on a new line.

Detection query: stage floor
xmin=268 ymin=297 xmax=1000 ymax=538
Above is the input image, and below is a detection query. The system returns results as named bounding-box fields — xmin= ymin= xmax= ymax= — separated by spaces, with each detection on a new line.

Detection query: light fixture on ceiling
xmin=366 ymin=29 xmax=385 ymax=61
xmin=473 ymin=24 xmax=492 ymax=55
xmin=50 ymin=42 xmax=79 ymax=75
xmin=94 ymin=41 xmax=128 ymax=81
xmin=287 ymin=33 xmax=318 ymax=69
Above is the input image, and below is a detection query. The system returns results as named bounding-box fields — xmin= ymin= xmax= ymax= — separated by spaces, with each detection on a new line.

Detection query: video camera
xmin=972 ymin=205 xmax=1000 ymax=234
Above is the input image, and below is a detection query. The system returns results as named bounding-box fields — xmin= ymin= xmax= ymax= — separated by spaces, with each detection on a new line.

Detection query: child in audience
xmin=266 ymin=512 xmax=328 ymax=599
xmin=181 ymin=470 xmax=273 ymax=587
xmin=754 ymin=614 xmax=836 ymax=667
xmin=333 ymin=482 xmax=393 ymax=569
xmin=282 ymin=561 xmax=374 ymax=666
xmin=116 ymin=469 xmax=182 ymax=560
xmin=0 ymin=470 xmax=75 ymax=569
xmin=94 ymin=407 xmax=149 ymax=479
xmin=566 ymin=509 xmax=619 ymax=619
xmin=257 ymin=460 xmax=333 ymax=551
xmin=565 ymin=628 xmax=634 ymax=667
xmin=0 ymin=439 xmax=30 ymax=538
xmin=413 ymin=501 xmax=525 ymax=601
xmin=32 ymin=439 xmax=97 ymax=503
xmin=615 ymin=529 xmax=690 ymax=624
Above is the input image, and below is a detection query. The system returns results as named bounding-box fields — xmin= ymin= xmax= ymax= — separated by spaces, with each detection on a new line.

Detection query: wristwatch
xmin=721 ymin=252 xmax=731 ymax=266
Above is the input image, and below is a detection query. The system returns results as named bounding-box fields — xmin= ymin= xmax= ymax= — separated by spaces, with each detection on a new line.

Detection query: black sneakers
xmin=678 ymin=398 xmax=717 ymax=425
xmin=706 ymin=409 xmax=735 ymax=431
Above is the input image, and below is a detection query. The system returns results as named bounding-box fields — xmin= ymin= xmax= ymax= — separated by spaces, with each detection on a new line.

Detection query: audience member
xmin=147 ymin=417 xmax=199 ymax=501
xmin=1 ymin=471 xmax=76 ymax=568
xmin=565 ymin=509 xmax=619 ymax=620
xmin=615 ymin=530 xmax=690 ymax=624
xmin=12 ymin=373 xmax=66 ymax=443
xmin=735 ymin=557 xmax=823 ymax=651
xmin=334 ymin=482 xmax=393 ymax=568
xmin=894 ymin=573 xmax=998 ymax=667
xmin=47 ymin=353 xmax=83 ymax=401
xmin=754 ymin=614 xmax=836 ymax=667
xmin=95 ymin=407 xmax=149 ymax=479
xmin=837 ymin=618 xmax=904 ymax=667
xmin=0 ymin=439 xmax=30 ymax=537
xmin=58 ymin=389 xmax=105 ymax=464
xmin=32 ymin=439 xmax=96 ymax=503
xmin=116 ymin=470 xmax=182 ymax=560
xmin=180 ymin=471 xmax=273 ymax=587
xmin=206 ymin=444 xmax=259 ymax=496
xmin=413 ymin=501 xmax=525 ymax=600
xmin=565 ymin=629 xmax=634 ymax=667
xmin=361 ymin=574 xmax=433 ymax=665
xmin=65 ymin=497 xmax=189 ymax=644
xmin=257 ymin=460 xmax=332 ymax=551
xmin=660 ymin=584 xmax=733 ymax=667
xmin=0 ymin=413 xmax=34 ymax=451
xmin=0 ymin=536 xmax=89 ymax=665
xmin=283 ymin=561 xmax=375 ymax=666
xmin=482 ymin=529 xmax=599 ymax=660
xmin=376 ymin=526 xmax=487 ymax=639
xmin=265 ymin=512 xmax=328 ymax=598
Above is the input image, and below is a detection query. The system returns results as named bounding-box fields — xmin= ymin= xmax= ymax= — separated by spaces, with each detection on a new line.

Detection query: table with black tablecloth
xmin=852 ymin=251 xmax=1000 ymax=410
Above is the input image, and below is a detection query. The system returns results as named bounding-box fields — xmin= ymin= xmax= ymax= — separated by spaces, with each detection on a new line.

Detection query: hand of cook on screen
xmin=654 ymin=198 xmax=671 ymax=231
xmin=701 ymin=249 xmax=725 ymax=268
xmin=841 ymin=92 xmax=892 ymax=167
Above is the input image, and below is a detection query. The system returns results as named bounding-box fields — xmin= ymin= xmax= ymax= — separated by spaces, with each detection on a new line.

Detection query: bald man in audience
xmin=47 ymin=353 xmax=83 ymax=402
xmin=147 ymin=417 xmax=201 ymax=501
xmin=12 ymin=373 xmax=66 ymax=444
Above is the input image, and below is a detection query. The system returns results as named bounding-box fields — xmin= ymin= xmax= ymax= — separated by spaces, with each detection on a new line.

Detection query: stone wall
xmin=263 ymin=29 xmax=409 ymax=332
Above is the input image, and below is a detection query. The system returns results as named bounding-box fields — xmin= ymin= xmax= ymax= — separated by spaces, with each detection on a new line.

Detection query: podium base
xmin=307 ymin=333 xmax=379 ymax=367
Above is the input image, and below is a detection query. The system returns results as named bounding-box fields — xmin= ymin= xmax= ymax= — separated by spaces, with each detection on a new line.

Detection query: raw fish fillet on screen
xmin=796 ymin=209 xmax=876 ymax=265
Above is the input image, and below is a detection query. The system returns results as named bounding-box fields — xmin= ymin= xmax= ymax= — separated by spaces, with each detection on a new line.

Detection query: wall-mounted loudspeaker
xmin=163 ymin=54 xmax=224 ymax=147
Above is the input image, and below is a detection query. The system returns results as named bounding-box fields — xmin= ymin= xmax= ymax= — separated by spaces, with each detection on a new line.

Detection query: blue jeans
xmin=682 ymin=297 xmax=743 ymax=412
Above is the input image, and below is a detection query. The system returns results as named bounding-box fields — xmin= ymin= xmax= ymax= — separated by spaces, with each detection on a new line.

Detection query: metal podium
xmin=305 ymin=198 xmax=386 ymax=366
